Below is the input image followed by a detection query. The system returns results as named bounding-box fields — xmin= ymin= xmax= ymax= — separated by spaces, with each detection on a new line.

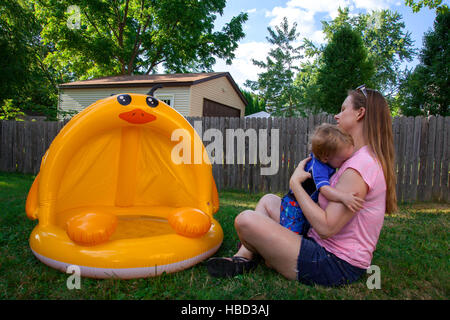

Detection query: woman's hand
xmin=289 ymin=156 xmax=312 ymax=189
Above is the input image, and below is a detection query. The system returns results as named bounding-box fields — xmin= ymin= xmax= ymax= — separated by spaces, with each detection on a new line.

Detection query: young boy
xmin=280 ymin=123 xmax=364 ymax=235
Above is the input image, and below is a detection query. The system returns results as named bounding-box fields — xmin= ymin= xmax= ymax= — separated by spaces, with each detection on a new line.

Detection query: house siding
xmin=59 ymin=87 xmax=190 ymax=118
xmin=189 ymin=76 xmax=245 ymax=117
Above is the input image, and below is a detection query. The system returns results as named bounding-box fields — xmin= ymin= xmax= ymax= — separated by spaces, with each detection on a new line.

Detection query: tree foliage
xmin=397 ymin=11 xmax=449 ymax=116
xmin=0 ymin=99 xmax=25 ymax=121
xmin=0 ymin=0 xmax=58 ymax=119
xmin=32 ymin=0 xmax=248 ymax=80
xmin=405 ymin=0 xmax=449 ymax=14
xmin=241 ymin=89 xmax=266 ymax=116
xmin=315 ymin=25 xmax=375 ymax=114
xmin=245 ymin=17 xmax=304 ymax=116
xmin=293 ymin=8 xmax=415 ymax=115
xmin=321 ymin=8 xmax=415 ymax=97
xmin=293 ymin=48 xmax=322 ymax=115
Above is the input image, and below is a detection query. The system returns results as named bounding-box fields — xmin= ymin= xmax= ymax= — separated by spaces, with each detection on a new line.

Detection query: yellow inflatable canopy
xmin=26 ymin=93 xmax=222 ymax=279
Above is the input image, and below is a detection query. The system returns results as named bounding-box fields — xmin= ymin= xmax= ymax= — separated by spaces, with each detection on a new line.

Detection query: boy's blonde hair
xmin=310 ymin=123 xmax=354 ymax=162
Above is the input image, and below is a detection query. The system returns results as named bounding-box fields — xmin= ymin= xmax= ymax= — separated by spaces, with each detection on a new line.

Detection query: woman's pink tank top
xmin=307 ymin=145 xmax=387 ymax=269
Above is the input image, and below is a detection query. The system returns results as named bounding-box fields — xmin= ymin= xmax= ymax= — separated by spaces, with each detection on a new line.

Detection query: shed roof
xmin=58 ymin=72 xmax=247 ymax=106
xmin=245 ymin=111 xmax=271 ymax=118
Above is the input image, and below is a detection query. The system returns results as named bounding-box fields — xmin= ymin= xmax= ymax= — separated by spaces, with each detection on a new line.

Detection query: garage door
xmin=203 ymin=98 xmax=241 ymax=117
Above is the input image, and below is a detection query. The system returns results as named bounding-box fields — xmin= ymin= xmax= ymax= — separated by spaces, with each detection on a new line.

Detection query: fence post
xmin=432 ymin=116 xmax=444 ymax=201
xmin=410 ymin=117 xmax=422 ymax=202
xmin=443 ymin=117 xmax=450 ymax=202
xmin=425 ymin=116 xmax=436 ymax=201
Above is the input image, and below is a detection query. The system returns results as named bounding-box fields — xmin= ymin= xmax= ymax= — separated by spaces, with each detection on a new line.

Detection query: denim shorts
xmin=297 ymin=236 xmax=366 ymax=287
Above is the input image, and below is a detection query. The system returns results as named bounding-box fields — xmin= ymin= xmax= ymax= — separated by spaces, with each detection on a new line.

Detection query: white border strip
xmin=31 ymin=243 xmax=221 ymax=279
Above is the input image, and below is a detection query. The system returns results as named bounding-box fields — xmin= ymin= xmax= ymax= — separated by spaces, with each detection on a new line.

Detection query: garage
xmin=202 ymin=98 xmax=241 ymax=117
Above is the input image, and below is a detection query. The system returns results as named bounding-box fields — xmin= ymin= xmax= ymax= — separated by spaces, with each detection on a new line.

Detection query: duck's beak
xmin=119 ymin=108 xmax=157 ymax=124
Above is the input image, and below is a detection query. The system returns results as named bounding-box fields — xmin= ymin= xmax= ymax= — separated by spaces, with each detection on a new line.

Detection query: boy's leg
xmin=290 ymin=206 xmax=311 ymax=236
xmin=279 ymin=196 xmax=309 ymax=235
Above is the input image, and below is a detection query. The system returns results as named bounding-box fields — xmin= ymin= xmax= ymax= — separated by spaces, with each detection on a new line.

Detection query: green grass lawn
xmin=0 ymin=172 xmax=448 ymax=299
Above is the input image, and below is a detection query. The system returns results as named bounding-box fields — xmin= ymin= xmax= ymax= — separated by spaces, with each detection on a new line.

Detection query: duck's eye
xmin=146 ymin=96 xmax=158 ymax=108
xmin=117 ymin=94 xmax=132 ymax=106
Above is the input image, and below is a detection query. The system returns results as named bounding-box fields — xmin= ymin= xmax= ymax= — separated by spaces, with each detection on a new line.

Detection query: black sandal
xmin=236 ymin=241 xmax=263 ymax=263
xmin=206 ymin=256 xmax=259 ymax=278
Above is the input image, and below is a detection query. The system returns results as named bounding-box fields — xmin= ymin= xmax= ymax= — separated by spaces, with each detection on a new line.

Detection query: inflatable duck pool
xmin=25 ymin=93 xmax=223 ymax=279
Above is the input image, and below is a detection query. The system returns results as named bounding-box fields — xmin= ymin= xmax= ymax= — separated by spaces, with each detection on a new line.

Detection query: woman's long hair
xmin=348 ymin=89 xmax=398 ymax=213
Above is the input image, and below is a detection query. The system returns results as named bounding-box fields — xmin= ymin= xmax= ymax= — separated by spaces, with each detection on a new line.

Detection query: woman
xmin=206 ymin=86 xmax=397 ymax=287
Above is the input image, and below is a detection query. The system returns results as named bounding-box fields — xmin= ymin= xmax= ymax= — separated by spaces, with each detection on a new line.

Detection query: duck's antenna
xmin=147 ymin=84 xmax=163 ymax=96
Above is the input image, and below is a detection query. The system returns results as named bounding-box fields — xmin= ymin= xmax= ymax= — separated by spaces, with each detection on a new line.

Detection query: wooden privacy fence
xmin=0 ymin=115 xmax=448 ymax=203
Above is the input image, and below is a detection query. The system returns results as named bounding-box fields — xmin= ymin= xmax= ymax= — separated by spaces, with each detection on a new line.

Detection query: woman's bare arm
xmin=290 ymin=166 xmax=368 ymax=239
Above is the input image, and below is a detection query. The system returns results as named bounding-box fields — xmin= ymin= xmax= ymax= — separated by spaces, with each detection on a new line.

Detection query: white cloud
xmin=214 ymin=41 xmax=273 ymax=87
xmin=264 ymin=0 xmax=354 ymax=42
xmin=310 ymin=30 xmax=326 ymax=44
xmin=266 ymin=6 xmax=315 ymax=33
xmin=214 ymin=0 xmax=400 ymax=87
xmin=287 ymin=0 xmax=396 ymax=13
xmin=352 ymin=0 xmax=396 ymax=11
xmin=263 ymin=0 xmax=399 ymax=45
xmin=286 ymin=0 xmax=352 ymax=16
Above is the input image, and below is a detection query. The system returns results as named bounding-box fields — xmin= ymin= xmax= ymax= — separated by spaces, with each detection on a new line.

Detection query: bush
xmin=0 ymin=99 xmax=25 ymax=120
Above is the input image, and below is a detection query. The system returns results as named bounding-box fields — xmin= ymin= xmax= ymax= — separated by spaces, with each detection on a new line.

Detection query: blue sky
xmin=211 ymin=0 xmax=443 ymax=88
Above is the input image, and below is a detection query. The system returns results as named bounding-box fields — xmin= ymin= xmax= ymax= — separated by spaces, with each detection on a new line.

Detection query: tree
xmin=321 ymin=8 xmax=415 ymax=97
xmin=316 ymin=25 xmax=375 ymax=114
xmin=32 ymin=0 xmax=248 ymax=80
xmin=0 ymin=1 xmax=31 ymax=100
xmin=405 ymin=0 xmax=449 ymax=14
xmin=293 ymin=53 xmax=322 ymax=115
xmin=295 ymin=8 xmax=414 ymax=114
xmin=245 ymin=17 xmax=303 ymax=116
xmin=241 ymin=89 xmax=266 ymax=116
xmin=0 ymin=0 xmax=59 ymax=119
xmin=0 ymin=99 xmax=25 ymax=121
xmin=398 ymin=11 xmax=449 ymax=116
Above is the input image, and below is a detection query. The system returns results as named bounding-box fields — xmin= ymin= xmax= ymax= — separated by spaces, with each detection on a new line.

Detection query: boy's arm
xmin=319 ymin=185 xmax=346 ymax=202
xmin=319 ymin=185 xmax=364 ymax=213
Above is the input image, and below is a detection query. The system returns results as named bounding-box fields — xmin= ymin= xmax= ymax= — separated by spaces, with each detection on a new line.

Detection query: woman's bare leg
xmin=234 ymin=194 xmax=281 ymax=260
xmin=208 ymin=193 xmax=300 ymax=279
xmin=235 ymin=210 xmax=301 ymax=280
